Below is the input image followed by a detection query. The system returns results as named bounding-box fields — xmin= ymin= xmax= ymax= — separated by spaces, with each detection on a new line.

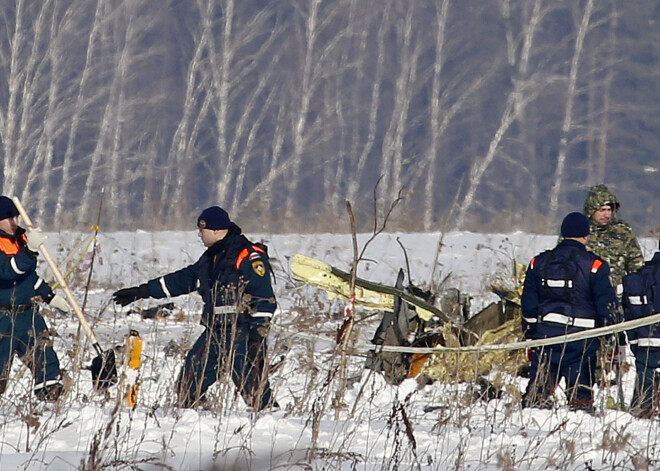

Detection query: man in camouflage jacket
xmin=583 ymin=184 xmax=643 ymax=296
xmin=582 ymin=185 xmax=643 ymax=386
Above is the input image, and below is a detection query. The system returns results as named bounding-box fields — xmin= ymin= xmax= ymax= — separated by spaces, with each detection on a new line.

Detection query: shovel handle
xmin=12 ymin=197 xmax=100 ymax=345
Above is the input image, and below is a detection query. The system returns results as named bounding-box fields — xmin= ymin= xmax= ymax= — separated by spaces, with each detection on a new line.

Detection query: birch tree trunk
xmin=346 ymin=1 xmax=390 ymax=206
xmin=165 ymin=3 xmax=212 ymax=221
xmin=2 ymin=0 xmax=31 ymax=198
xmin=66 ymin=0 xmax=105 ymax=224
xmin=594 ymin=2 xmax=617 ymax=185
xmin=453 ymin=1 xmax=545 ymax=230
xmin=283 ymin=0 xmax=321 ymax=221
xmin=380 ymin=4 xmax=419 ymax=202
xmin=548 ymin=0 xmax=594 ymax=222
xmin=422 ymin=0 xmax=449 ymax=231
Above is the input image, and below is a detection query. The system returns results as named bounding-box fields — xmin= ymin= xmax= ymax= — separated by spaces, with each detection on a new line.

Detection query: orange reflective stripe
xmin=0 ymin=237 xmax=20 ymax=255
xmin=591 ymin=259 xmax=603 ymax=273
xmin=529 ymin=257 xmax=536 ymax=269
xmin=235 ymin=249 xmax=249 ymax=269
xmin=235 ymin=245 xmax=265 ymax=269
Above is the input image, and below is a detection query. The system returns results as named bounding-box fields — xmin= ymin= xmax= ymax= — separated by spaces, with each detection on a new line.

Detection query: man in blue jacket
xmin=112 ymin=206 xmax=278 ymax=411
xmin=521 ymin=212 xmax=617 ymax=412
xmin=0 ymin=196 xmax=70 ymax=401
xmin=622 ymin=241 xmax=660 ymax=418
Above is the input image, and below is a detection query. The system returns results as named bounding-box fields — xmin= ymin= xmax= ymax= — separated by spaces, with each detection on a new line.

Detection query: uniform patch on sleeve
xmin=249 ymin=252 xmax=261 ymax=261
xmin=252 ymin=260 xmax=266 ymax=276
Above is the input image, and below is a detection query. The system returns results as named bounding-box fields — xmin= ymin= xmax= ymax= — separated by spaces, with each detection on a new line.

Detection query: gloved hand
xmin=113 ymin=284 xmax=150 ymax=307
xmin=49 ymin=294 xmax=71 ymax=314
xmin=26 ymin=227 xmax=47 ymax=252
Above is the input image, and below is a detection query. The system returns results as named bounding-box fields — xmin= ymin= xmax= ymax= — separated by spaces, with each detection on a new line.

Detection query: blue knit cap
xmin=197 ymin=206 xmax=231 ymax=230
xmin=561 ymin=212 xmax=590 ymax=238
xmin=0 ymin=196 xmax=19 ymax=221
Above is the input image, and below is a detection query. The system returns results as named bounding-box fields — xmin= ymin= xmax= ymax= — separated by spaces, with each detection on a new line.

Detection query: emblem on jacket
xmin=252 ymin=260 xmax=266 ymax=276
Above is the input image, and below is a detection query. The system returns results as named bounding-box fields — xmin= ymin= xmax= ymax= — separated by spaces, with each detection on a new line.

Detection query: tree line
xmin=1 ymin=0 xmax=658 ymax=234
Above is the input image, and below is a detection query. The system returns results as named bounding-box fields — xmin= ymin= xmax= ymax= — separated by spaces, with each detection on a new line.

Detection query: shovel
xmin=13 ymin=197 xmax=118 ymax=391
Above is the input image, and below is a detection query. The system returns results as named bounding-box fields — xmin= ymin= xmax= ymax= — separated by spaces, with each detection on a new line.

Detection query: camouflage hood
xmin=583 ymin=184 xmax=620 ymax=218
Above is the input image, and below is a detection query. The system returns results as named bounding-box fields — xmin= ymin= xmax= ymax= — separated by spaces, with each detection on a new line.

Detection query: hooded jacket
xmin=583 ymin=184 xmax=643 ymax=291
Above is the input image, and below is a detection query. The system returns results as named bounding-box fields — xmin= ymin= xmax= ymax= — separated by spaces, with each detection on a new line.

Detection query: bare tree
xmin=61 ymin=0 xmax=106 ymax=225
xmin=345 ymin=2 xmax=390 ymax=209
xmin=592 ymin=1 xmax=617 ymax=185
xmin=380 ymin=3 xmax=421 ymax=197
xmin=453 ymin=0 xmax=547 ymax=230
xmin=548 ymin=0 xmax=594 ymax=222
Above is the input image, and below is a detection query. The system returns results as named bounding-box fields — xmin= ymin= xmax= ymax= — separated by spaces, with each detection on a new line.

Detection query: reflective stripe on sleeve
xmin=34 ymin=278 xmax=43 ymax=290
xmin=523 ymin=317 xmax=538 ymax=324
xmin=10 ymin=257 xmax=25 ymax=275
xmin=159 ymin=277 xmax=171 ymax=298
xmin=252 ymin=311 xmax=273 ymax=318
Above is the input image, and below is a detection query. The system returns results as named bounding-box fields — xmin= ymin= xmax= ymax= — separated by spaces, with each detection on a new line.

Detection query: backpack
xmin=537 ymin=250 xmax=581 ymax=304
xmin=623 ymin=263 xmax=660 ymax=319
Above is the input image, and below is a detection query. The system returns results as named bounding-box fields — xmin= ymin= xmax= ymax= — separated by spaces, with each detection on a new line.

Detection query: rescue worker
xmin=622 ymin=241 xmax=660 ymax=418
xmin=112 ymin=206 xmax=278 ymax=411
xmin=522 ymin=212 xmax=617 ymax=412
xmin=0 ymin=196 xmax=70 ymax=401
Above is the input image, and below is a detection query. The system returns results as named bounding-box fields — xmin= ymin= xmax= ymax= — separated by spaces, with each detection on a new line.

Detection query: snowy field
xmin=0 ymin=230 xmax=659 ymax=471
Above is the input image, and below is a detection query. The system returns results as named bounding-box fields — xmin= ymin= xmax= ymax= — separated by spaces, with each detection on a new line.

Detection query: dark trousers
xmin=523 ymin=339 xmax=597 ymax=409
xmin=0 ymin=308 xmax=61 ymax=395
xmin=631 ymin=347 xmax=660 ymax=416
xmin=177 ymin=314 xmax=273 ymax=410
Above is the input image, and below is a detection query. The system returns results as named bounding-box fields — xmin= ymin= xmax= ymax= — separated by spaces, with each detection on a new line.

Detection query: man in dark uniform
xmin=112 ymin=206 xmax=278 ymax=411
xmin=521 ymin=212 xmax=617 ymax=412
xmin=0 ymin=196 xmax=70 ymax=401
xmin=622 ymin=241 xmax=660 ymax=418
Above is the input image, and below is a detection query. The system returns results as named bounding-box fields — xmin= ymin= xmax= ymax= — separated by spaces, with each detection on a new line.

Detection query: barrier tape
xmin=271 ymin=312 xmax=660 ymax=355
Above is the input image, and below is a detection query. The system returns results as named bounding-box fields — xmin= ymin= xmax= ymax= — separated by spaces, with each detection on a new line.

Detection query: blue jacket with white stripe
xmin=0 ymin=227 xmax=53 ymax=308
xmin=622 ymin=252 xmax=660 ymax=352
xmin=145 ymin=223 xmax=276 ymax=328
xmin=522 ymin=239 xmax=617 ymax=340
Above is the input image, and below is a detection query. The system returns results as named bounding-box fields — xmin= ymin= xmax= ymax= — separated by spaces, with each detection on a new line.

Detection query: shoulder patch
xmin=252 ymin=260 xmax=266 ymax=277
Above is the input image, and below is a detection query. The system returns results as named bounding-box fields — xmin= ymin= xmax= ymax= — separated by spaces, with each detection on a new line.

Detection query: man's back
xmin=523 ymin=239 xmax=614 ymax=339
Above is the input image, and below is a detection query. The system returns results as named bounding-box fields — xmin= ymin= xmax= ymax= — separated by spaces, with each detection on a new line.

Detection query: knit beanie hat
xmin=561 ymin=212 xmax=590 ymax=238
xmin=0 ymin=196 xmax=19 ymax=220
xmin=197 ymin=206 xmax=231 ymax=230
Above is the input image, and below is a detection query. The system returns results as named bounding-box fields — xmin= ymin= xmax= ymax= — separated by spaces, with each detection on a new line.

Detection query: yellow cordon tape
xmin=271 ymin=312 xmax=660 ymax=355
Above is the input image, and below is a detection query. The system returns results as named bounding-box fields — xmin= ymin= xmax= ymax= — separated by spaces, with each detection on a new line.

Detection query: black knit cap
xmin=561 ymin=212 xmax=590 ymax=238
xmin=0 ymin=196 xmax=19 ymax=221
xmin=197 ymin=206 xmax=231 ymax=230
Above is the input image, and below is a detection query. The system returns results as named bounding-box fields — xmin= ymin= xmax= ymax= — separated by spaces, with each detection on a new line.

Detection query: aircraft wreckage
xmin=290 ymin=253 xmax=528 ymax=390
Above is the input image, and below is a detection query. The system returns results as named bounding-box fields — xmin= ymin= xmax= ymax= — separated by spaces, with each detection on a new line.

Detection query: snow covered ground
xmin=0 ymin=230 xmax=658 ymax=470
